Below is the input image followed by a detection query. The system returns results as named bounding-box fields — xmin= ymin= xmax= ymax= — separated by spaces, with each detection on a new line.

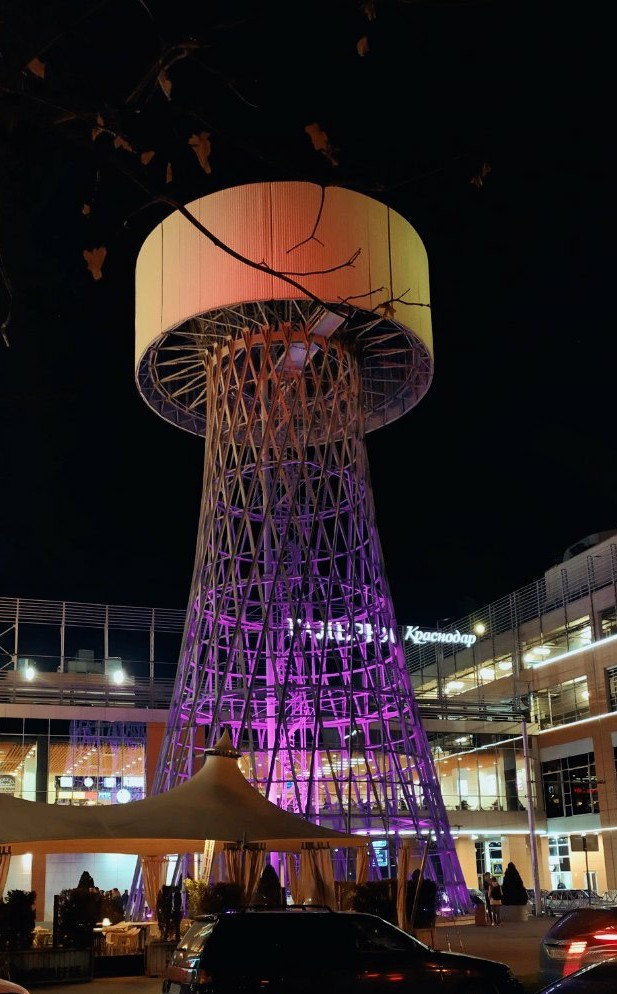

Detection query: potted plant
xmin=183 ymin=881 xmax=244 ymax=917
xmin=145 ymin=884 xmax=185 ymax=979
xmin=405 ymin=870 xmax=438 ymax=942
xmin=54 ymin=887 xmax=102 ymax=948
xmin=351 ymin=880 xmax=397 ymax=925
xmin=501 ymin=862 xmax=529 ymax=922
xmin=0 ymin=889 xmax=36 ymax=950
xmin=156 ymin=885 xmax=183 ymax=943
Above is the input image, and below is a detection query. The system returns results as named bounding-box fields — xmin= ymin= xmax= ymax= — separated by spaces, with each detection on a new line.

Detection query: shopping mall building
xmin=3 ymin=529 xmax=617 ymax=918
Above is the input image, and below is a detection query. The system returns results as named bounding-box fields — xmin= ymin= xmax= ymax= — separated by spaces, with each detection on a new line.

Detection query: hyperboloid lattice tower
xmin=135 ymin=182 xmax=468 ymax=909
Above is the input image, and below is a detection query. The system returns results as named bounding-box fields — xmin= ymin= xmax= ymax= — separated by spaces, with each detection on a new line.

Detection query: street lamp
xmin=520 ymin=701 xmax=543 ymax=917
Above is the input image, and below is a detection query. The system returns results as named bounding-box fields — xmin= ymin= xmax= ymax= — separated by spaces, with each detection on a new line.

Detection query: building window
xmin=600 ymin=607 xmax=617 ymax=639
xmin=611 ymin=746 xmax=617 ymax=786
xmin=475 ymin=838 xmax=503 ymax=885
xmin=608 ymin=668 xmax=617 ymax=711
xmin=475 ymin=840 xmax=485 ymax=880
xmin=0 ymin=739 xmax=38 ymax=800
xmin=548 ymin=835 xmax=571 ymax=887
xmin=541 ymin=752 xmax=599 ymax=818
xmin=52 ymin=721 xmax=146 ymax=806
xmin=532 ymin=677 xmax=590 ymax=730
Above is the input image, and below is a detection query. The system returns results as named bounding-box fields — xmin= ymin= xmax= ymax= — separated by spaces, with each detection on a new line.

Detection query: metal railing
xmin=0 ymin=671 xmax=175 ymax=710
xmin=0 ymin=596 xmax=185 ymax=631
xmin=404 ymin=541 xmax=617 ymax=675
xmin=2 ymin=539 xmax=617 ymax=721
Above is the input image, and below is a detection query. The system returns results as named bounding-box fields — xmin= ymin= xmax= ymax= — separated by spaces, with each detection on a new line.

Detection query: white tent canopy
xmin=0 ymin=730 xmax=364 ymax=856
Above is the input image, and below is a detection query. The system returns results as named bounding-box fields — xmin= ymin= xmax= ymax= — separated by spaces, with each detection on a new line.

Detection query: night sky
xmin=0 ymin=1 xmax=613 ymax=628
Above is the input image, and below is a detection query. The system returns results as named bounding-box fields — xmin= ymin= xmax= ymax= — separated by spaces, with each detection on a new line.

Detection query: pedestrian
xmin=111 ymin=887 xmax=124 ymax=919
xmin=482 ymin=871 xmax=493 ymax=925
xmin=489 ymin=875 xmax=503 ymax=926
xmin=121 ymin=888 xmax=129 ymax=912
xmin=77 ymin=870 xmax=94 ymax=890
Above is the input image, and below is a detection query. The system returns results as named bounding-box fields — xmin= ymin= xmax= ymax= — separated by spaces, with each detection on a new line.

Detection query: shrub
xmin=502 ymin=862 xmax=528 ymax=906
xmin=184 ymin=879 xmax=211 ymax=919
xmin=335 ymin=880 xmax=358 ymax=911
xmin=183 ymin=881 xmax=244 ymax=917
xmin=405 ymin=871 xmax=439 ymax=928
xmin=54 ymin=888 xmax=102 ymax=948
xmin=156 ymin=885 xmax=183 ymax=942
xmin=351 ymin=880 xmax=397 ymax=925
xmin=0 ymin=889 xmax=36 ymax=950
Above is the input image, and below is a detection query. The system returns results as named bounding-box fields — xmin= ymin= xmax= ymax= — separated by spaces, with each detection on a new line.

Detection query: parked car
xmin=162 ymin=906 xmax=524 ymax=994
xmin=535 ymin=956 xmax=617 ymax=993
xmin=0 ymin=980 xmax=32 ymax=994
xmin=526 ymin=887 xmax=550 ymax=915
xmin=538 ymin=906 xmax=617 ymax=985
xmin=545 ymin=889 xmax=605 ymax=916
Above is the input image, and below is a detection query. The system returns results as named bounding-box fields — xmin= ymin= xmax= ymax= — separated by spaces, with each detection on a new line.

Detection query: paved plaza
xmin=434 ymin=914 xmax=552 ymax=989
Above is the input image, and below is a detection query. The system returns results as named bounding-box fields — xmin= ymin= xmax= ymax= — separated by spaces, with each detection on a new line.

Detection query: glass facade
xmin=531 ymin=677 xmax=590 ymax=730
xmin=0 ymin=719 xmax=146 ymax=805
xmin=429 ymin=733 xmax=528 ymax=812
xmin=542 ymin=752 xmax=599 ymax=819
xmin=406 ymin=614 xmax=593 ymax=717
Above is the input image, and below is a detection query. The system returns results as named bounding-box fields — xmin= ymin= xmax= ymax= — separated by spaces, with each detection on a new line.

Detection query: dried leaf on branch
xmin=357 ymin=36 xmax=370 ymax=57
xmin=92 ymin=114 xmax=105 ymax=141
xmin=470 ymin=163 xmax=492 ymax=188
xmin=379 ymin=301 xmax=395 ymax=320
xmin=113 ymin=134 xmax=134 ymax=153
xmin=362 ymin=1 xmax=377 ymax=20
xmin=140 ymin=150 xmax=156 ymax=165
xmin=188 ymin=132 xmax=212 ymax=174
xmin=166 ymin=162 xmax=173 ymax=183
xmin=26 ymin=57 xmax=46 ymax=79
xmin=304 ymin=123 xmax=339 ymax=167
xmin=158 ymin=70 xmax=172 ymax=99
xmin=81 ymin=204 xmax=91 ymax=216
xmin=82 ymin=247 xmax=107 ymax=280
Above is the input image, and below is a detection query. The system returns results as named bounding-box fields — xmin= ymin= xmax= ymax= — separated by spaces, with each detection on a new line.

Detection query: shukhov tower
xmin=135 ymin=182 xmax=468 ymax=909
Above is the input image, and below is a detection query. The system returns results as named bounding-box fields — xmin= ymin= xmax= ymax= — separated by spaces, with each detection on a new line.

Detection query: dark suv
xmin=162 ymin=906 xmax=523 ymax=994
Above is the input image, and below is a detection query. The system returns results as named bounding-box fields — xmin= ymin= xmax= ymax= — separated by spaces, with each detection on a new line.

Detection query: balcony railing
xmin=0 ymin=670 xmax=175 ymax=710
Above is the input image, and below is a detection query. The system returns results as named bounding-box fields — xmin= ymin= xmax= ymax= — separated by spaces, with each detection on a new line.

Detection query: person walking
xmin=489 ymin=876 xmax=503 ymax=926
xmin=482 ymin=871 xmax=493 ymax=926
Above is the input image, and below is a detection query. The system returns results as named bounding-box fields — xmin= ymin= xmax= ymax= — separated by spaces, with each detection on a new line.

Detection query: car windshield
xmin=348 ymin=915 xmax=419 ymax=953
xmin=175 ymin=918 xmax=217 ymax=955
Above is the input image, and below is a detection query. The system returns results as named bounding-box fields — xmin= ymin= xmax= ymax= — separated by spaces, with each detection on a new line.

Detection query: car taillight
xmin=563 ymin=940 xmax=587 ymax=976
xmin=568 ymin=942 xmax=587 ymax=954
xmin=359 ymin=974 xmax=404 ymax=984
xmin=593 ymin=931 xmax=617 ymax=941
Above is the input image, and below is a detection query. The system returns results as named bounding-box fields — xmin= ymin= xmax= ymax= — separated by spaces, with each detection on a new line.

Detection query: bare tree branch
xmin=287 ymin=187 xmax=326 ymax=252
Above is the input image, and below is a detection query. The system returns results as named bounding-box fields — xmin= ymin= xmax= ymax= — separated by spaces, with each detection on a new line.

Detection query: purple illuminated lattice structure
xmin=133 ymin=182 xmax=470 ymax=913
